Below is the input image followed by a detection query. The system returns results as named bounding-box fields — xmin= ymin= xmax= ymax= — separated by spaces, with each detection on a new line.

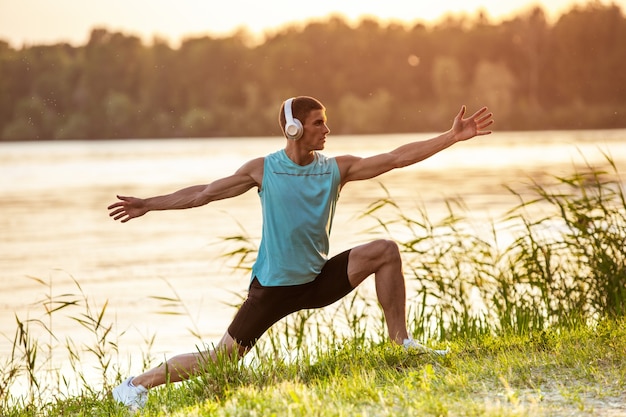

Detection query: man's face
xmin=299 ymin=109 xmax=330 ymax=150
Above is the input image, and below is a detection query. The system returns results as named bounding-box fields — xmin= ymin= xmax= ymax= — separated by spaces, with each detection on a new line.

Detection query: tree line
xmin=1 ymin=2 xmax=625 ymax=141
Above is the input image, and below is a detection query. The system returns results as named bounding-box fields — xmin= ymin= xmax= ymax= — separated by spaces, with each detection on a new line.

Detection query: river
xmin=1 ymin=129 xmax=624 ymax=388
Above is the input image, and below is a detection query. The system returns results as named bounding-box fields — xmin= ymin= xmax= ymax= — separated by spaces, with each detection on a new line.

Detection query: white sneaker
xmin=112 ymin=376 xmax=148 ymax=409
xmin=403 ymin=338 xmax=450 ymax=356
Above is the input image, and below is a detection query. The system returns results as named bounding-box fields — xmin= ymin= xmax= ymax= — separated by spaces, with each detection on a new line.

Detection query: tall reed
xmin=0 ymin=275 xmax=147 ymax=415
xmin=2 ymin=155 xmax=623 ymax=414
xmin=363 ymin=154 xmax=625 ymax=337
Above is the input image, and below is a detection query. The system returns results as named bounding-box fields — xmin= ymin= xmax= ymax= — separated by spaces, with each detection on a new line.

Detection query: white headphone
xmin=283 ymin=97 xmax=303 ymax=140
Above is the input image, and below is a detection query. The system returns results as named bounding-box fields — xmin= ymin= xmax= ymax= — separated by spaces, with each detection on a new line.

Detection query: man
xmin=109 ymin=96 xmax=493 ymax=408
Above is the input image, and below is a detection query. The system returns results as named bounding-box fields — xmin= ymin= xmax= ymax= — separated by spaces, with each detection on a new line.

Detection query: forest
xmin=1 ymin=1 xmax=625 ymax=141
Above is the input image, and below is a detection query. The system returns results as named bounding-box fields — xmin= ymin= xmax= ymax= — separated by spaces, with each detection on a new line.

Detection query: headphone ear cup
xmin=284 ymin=97 xmax=303 ymax=140
xmin=285 ymin=118 xmax=303 ymax=140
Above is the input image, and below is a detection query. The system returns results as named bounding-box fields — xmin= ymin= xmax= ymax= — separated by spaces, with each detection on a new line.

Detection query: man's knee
xmin=358 ymin=239 xmax=401 ymax=268
xmin=217 ymin=331 xmax=249 ymax=358
xmin=374 ymin=239 xmax=401 ymax=262
xmin=348 ymin=239 xmax=402 ymax=286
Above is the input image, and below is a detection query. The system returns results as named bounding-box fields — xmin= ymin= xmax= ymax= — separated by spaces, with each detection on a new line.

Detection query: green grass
xmin=6 ymin=319 xmax=624 ymax=416
xmin=2 ymin=155 xmax=625 ymax=415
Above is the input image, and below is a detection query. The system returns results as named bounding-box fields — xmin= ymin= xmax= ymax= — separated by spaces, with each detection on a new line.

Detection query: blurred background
xmin=0 ymin=0 xmax=624 ymax=141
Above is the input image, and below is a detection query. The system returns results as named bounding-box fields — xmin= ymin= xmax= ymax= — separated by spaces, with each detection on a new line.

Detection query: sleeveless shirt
xmin=251 ymin=149 xmax=341 ymax=286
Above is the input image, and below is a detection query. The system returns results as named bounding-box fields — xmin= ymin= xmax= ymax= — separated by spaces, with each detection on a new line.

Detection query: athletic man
xmin=109 ymin=96 xmax=493 ymax=408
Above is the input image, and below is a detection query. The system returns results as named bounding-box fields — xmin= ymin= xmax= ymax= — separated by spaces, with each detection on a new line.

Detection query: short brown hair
xmin=278 ymin=96 xmax=325 ymax=136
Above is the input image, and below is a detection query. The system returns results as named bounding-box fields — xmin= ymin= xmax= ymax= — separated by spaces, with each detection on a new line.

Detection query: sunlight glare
xmin=0 ymin=0 xmax=622 ymax=47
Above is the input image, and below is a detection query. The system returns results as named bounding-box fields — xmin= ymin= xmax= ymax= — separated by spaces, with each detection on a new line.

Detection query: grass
xmin=1 ymin=155 xmax=625 ymax=416
xmin=6 ymin=320 xmax=624 ymax=416
xmin=204 ymin=322 xmax=624 ymax=417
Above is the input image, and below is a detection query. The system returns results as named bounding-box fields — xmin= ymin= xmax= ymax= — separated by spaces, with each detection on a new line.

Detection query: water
xmin=1 ymin=130 xmax=625 ymax=383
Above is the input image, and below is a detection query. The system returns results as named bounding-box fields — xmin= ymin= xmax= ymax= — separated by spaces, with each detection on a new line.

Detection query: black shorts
xmin=227 ymin=249 xmax=353 ymax=348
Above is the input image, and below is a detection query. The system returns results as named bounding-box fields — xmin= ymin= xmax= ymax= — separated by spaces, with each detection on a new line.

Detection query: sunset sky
xmin=0 ymin=0 xmax=623 ymax=47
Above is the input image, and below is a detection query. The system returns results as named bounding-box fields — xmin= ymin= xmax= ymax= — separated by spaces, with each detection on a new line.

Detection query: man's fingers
xmin=476 ymin=120 xmax=494 ymax=135
xmin=107 ymin=196 xmax=135 ymax=222
xmin=477 ymin=116 xmax=494 ymax=128
xmin=476 ymin=111 xmax=493 ymax=124
xmin=108 ymin=196 xmax=131 ymax=210
xmin=457 ymin=105 xmax=467 ymax=120
xmin=107 ymin=202 xmax=123 ymax=210
xmin=109 ymin=207 xmax=125 ymax=217
xmin=468 ymin=106 xmax=488 ymax=120
xmin=112 ymin=211 xmax=132 ymax=221
xmin=473 ymin=108 xmax=494 ymax=135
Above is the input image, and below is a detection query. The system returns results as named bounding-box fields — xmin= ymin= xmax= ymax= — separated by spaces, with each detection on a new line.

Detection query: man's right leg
xmin=113 ymin=278 xmax=302 ymax=407
xmin=131 ymin=331 xmax=246 ymax=389
xmin=128 ymin=275 xmax=295 ymax=391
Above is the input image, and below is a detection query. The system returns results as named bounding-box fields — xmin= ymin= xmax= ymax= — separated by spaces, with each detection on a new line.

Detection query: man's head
xmin=279 ymin=96 xmax=325 ymax=140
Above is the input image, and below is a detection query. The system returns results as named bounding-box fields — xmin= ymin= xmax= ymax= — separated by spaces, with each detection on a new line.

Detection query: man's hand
xmin=451 ymin=105 xmax=494 ymax=142
xmin=108 ymin=195 xmax=149 ymax=223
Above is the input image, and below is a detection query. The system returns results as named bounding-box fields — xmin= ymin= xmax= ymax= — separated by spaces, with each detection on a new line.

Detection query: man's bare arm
xmin=108 ymin=157 xmax=263 ymax=223
xmin=338 ymin=106 xmax=493 ymax=185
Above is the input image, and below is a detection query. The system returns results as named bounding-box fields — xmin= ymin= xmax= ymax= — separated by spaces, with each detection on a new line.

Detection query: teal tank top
xmin=252 ymin=149 xmax=341 ymax=286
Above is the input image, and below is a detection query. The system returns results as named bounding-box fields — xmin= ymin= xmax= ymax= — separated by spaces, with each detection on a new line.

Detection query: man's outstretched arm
xmin=108 ymin=157 xmax=263 ymax=223
xmin=338 ymin=106 xmax=494 ymax=185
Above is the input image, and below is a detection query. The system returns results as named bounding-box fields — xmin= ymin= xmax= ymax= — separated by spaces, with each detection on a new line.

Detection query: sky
xmin=0 ymin=0 xmax=623 ymax=48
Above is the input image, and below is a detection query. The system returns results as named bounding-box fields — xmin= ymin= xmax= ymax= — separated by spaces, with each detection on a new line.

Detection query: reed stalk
xmin=1 ymin=155 xmax=624 ymax=414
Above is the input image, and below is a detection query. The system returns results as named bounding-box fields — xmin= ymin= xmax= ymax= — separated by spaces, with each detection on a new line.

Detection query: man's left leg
xmin=346 ymin=239 xmax=408 ymax=344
